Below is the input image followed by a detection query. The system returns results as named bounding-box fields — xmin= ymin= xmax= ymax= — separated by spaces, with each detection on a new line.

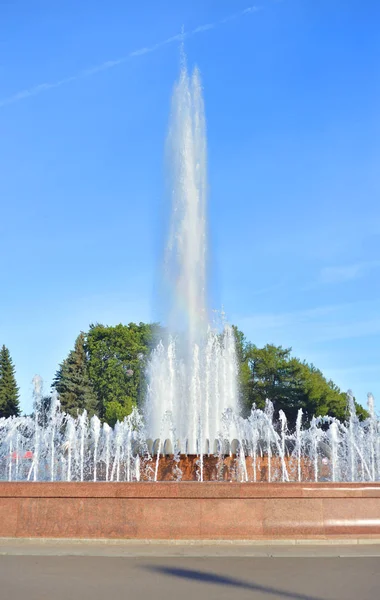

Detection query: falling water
xmin=0 ymin=381 xmax=379 ymax=482
xmin=330 ymin=421 xmax=339 ymax=482
xmin=368 ymin=393 xmax=377 ymax=480
xmin=295 ymin=409 xmax=303 ymax=482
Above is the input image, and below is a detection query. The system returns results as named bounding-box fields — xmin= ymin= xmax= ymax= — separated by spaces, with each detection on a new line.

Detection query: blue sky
xmin=0 ymin=0 xmax=379 ymax=414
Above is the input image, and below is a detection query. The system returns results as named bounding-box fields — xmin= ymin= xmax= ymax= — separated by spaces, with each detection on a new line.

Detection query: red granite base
xmin=154 ymin=455 xmax=317 ymax=481
xmin=0 ymin=482 xmax=380 ymax=540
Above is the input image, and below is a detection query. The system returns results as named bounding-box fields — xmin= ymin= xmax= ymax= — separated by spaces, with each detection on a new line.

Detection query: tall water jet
xmin=165 ymin=60 xmax=208 ymax=343
xmin=145 ymin=60 xmax=240 ymax=453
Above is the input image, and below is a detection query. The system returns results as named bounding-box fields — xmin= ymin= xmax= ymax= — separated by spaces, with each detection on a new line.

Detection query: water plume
xmin=145 ymin=61 xmax=240 ymax=454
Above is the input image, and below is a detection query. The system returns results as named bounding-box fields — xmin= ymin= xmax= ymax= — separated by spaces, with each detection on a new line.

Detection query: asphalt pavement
xmin=0 ymin=543 xmax=379 ymax=600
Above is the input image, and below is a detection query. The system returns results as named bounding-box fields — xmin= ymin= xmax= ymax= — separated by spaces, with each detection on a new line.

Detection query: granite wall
xmin=0 ymin=482 xmax=379 ymax=539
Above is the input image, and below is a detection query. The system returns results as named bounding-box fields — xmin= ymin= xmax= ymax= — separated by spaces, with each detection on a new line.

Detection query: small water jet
xmin=0 ymin=383 xmax=378 ymax=482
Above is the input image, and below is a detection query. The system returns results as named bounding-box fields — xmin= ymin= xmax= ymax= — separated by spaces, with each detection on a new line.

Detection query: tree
xmin=52 ymin=333 xmax=99 ymax=417
xmin=86 ymin=322 xmax=158 ymax=420
xmin=0 ymin=345 xmax=20 ymax=418
xmin=232 ymin=327 xmax=368 ymax=427
xmin=233 ymin=328 xmax=303 ymax=418
xmin=246 ymin=343 xmax=305 ymax=422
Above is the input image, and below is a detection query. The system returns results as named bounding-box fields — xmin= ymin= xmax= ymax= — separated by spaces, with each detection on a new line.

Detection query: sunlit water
xmin=0 ymin=382 xmax=378 ymax=482
xmin=145 ymin=62 xmax=239 ymax=453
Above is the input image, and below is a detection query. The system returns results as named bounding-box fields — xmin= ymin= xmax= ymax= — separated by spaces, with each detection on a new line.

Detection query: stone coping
xmin=0 ymin=481 xmax=379 ymax=499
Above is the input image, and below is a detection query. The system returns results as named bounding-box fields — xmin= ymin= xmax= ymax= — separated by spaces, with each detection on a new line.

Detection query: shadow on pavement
xmin=143 ymin=566 xmax=325 ymax=600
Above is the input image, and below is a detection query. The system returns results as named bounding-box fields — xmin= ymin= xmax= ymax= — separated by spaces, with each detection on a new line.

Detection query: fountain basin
xmin=1 ymin=482 xmax=380 ymax=540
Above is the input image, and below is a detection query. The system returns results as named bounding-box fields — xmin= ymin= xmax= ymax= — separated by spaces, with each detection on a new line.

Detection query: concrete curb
xmin=2 ymin=537 xmax=380 ymax=545
xmin=1 ymin=537 xmax=380 ymax=558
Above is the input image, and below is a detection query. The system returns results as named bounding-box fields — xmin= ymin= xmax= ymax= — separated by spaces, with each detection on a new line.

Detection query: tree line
xmin=53 ymin=322 xmax=369 ymax=427
xmin=1 ymin=323 xmax=368 ymax=426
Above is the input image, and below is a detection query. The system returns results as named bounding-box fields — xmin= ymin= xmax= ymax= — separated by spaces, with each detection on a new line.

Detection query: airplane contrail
xmin=0 ymin=6 xmax=261 ymax=109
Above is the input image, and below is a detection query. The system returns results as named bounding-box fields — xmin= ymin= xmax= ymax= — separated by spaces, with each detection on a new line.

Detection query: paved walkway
xmin=0 ymin=553 xmax=379 ymax=600
xmin=1 ymin=540 xmax=380 ymax=600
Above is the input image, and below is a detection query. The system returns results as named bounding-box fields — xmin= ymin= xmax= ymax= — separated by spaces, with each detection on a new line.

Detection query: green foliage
xmin=103 ymin=399 xmax=134 ymax=427
xmin=354 ymin=401 xmax=370 ymax=421
xmin=232 ymin=327 xmax=368 ymax=427
xmin=53 ymin=333 xmax=98 ymax=417
xmin=86 ymin=322 xmax=158 ymax=420
xmin=231 ymin=326 xmax=254 ymax=411
xmin=0 ymin=345 xmax=20 ymax=418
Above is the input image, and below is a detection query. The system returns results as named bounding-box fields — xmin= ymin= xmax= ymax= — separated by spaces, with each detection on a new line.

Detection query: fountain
xmin=0 ymin=61 xmax=379 ymax=484
xmin=0 ymin=380 xmax=379 ymax=483
xmin=0 ymin=60 xmax=379 ymax=541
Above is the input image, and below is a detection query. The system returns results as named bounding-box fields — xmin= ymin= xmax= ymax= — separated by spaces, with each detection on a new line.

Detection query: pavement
xmin=0 ymin=540 xmax=380 ymax=600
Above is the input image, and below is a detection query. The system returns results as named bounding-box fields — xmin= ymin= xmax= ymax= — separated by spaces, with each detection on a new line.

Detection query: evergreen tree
xmin=0 ymin=345 xmax=20 ymax=418
xmin=52 ymin=333 xmax=99 ymax=417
